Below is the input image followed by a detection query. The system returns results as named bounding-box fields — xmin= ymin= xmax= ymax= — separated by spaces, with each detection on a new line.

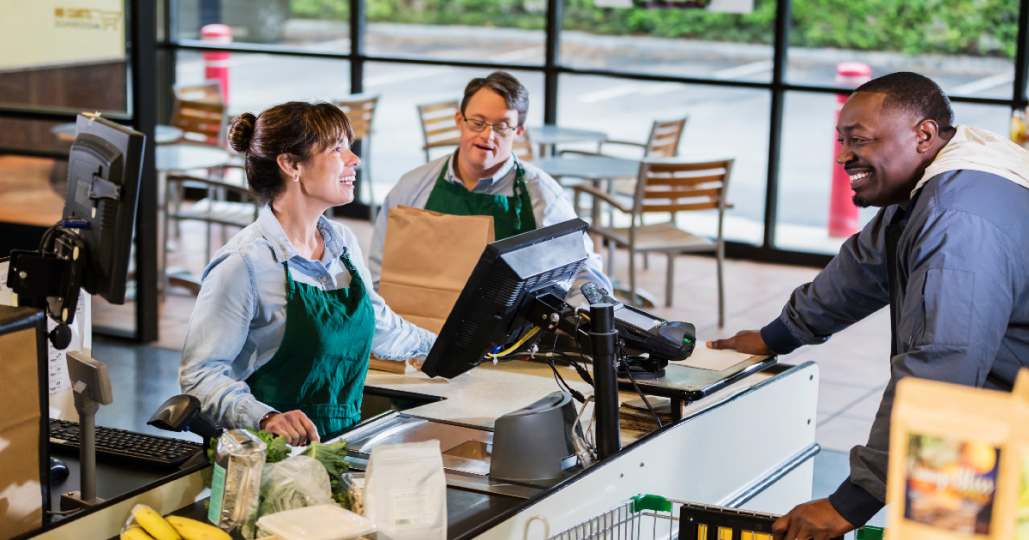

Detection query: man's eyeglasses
xmin=461 ymin=114 xmax=518 ymax=137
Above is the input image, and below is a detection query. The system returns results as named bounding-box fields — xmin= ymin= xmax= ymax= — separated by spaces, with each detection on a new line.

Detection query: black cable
xmin=620 ymin=350 xmax=663 ymax=429
xmin=554 ymin=351 xmax=593 ymax=386
xmin=547 ymin=357 xmax=586 ymax=403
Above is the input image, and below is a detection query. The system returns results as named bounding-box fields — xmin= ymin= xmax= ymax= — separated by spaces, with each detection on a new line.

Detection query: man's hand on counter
xmin=772 ymin=499 xmax=855 ymax=540
xmin=260 ymin=410 xmax=320 ymax=446
xmin=706 ymin=330 xmax=772 ymax=355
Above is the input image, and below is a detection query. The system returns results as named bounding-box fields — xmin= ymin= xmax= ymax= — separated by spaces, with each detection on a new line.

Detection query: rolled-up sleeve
xmin=179 ymin=251 xmax=276 ymax=430
xmin=832 ymin=209 xmax=1021 ymax=525
xmin=761 ymin=207 xmax=893 ymax=354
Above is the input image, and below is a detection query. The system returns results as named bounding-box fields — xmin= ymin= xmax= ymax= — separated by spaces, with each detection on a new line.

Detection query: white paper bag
xmin=364 ymin=440 xmax=447 ymax=540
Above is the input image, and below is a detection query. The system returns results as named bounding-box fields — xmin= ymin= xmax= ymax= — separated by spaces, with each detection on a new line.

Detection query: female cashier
xmin=179 ymin=102 xmax=435 ymax=446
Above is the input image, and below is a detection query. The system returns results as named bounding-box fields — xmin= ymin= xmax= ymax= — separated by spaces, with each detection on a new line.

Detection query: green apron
xmin=424 ymin=157 xmax=537 ymax=240
xmin=245 ymin=252 xmax=375 ymax=437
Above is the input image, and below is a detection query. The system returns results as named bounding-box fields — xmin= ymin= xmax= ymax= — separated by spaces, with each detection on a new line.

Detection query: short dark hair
xmin=228 ymin=102 xmax=354 ymax=204
xmin=854 ymin=72 xmax=955 ymax=133
xmin=460 ymin=71 xmax=530 ymax=127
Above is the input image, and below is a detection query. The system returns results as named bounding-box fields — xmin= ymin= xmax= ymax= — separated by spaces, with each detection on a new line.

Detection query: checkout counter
xmin=24 ymin=352 xmax=820 ymax=540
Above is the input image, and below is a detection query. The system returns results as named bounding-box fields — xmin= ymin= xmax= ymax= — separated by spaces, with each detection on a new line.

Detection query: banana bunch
xmin=122 ymin=504 xmax=232 ymax=540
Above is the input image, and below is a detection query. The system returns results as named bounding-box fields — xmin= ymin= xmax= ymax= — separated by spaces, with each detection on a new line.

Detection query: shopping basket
xmin=524 ymin=496 xmax=843 ymax=540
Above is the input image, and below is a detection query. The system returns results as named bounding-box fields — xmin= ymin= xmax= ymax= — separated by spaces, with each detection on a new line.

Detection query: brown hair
xmin=460 ymin=71 xmax=530 ymax=127
xmin=228 ymin=101 xmax=354 ymax=204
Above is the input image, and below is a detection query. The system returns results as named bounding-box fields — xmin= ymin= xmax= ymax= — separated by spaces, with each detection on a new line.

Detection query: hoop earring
xmin=293 ymin=175 xmax=300 ymax=183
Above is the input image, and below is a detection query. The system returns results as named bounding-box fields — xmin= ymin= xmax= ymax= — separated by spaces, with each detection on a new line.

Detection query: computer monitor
xmin=421 ymin=219 xmax=589 ymax=379
xmin=61 ymin=114 xmax=145 ymax=304
xmin=8 ymin=113 xmax=144 ymax=328
xmin=422 ymin=218 xmax=698 ymax=380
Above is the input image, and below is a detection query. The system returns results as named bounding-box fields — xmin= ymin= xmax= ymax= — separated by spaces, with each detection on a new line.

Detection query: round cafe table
xmin=527 ymin=125 xmax=608 ymax=158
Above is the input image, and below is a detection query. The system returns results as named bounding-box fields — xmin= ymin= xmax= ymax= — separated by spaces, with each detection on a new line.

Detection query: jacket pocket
xmin=919 ymin=268 xmax=975 ymax=347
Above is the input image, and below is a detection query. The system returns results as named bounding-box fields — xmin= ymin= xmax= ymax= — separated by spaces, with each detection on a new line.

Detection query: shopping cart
xmin=524 ymin=496 xmax=841 ymax=540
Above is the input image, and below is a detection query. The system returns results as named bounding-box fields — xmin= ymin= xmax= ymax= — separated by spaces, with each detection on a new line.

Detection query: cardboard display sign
xmin=888 ymin=372 xmax=1029 ymax=540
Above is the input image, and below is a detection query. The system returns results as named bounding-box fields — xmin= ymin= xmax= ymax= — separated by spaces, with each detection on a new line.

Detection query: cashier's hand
xmin=706 ymin=330 xmax=772 ymax=355
xmin=261 ymin=410 xmax=320 ymax=446
xmin=772 ymin=499 xmax=855 ymax=540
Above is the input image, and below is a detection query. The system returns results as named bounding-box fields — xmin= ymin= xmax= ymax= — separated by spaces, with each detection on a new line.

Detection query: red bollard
xmin=201 ymin=24 xmax=232 ymax=104
xmin=828 ymin=62 xmax=872 ymax=238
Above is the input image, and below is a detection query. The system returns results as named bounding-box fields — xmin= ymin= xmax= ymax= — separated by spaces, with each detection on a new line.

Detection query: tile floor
xmin=91 ymin=214 xmax=893 ymax=528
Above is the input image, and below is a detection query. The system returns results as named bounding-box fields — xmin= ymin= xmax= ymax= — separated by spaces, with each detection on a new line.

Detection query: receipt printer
xmin=490 ymin=391 xmax=581 ymax=482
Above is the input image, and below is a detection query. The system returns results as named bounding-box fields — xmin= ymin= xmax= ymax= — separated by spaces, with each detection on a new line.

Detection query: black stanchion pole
xmin=589 ymin=303 xmax=621 ymax=459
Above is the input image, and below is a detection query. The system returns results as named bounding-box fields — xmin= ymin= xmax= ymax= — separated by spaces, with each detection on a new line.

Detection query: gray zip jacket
xmin=760 ymin=169 xmax=1029 ymax=526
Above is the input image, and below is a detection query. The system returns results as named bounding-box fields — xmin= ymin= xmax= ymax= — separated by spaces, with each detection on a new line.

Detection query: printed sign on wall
xmin=0 ymin=0 xmax=125 ymax=70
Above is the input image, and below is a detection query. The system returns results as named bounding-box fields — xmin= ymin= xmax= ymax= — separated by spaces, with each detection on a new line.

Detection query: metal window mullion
xmin=351 ymin=0 xmax=365 ymax=94
xmin=763 ymin=0 xmax=791 ymax=249
xmin=1014 ymin=0 xmax=1029 ymax=109
xmin=544 ymin=0 xmax=562 ymax=125
xmin=130 ymin=0 xmax=160 ymax=342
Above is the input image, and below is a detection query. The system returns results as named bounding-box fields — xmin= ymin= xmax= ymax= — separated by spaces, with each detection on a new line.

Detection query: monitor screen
xmin=62 ymin=114 xmax=145 ymax=304
xmin=421 ymin=219 xmax=589 ymax=379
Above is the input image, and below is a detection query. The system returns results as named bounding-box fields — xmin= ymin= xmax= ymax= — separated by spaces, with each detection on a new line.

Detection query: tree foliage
xmin=291 ymin=0 xmax=1020 ymax=58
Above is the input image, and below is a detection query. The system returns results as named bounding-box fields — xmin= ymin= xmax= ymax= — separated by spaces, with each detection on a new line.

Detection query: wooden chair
xmin=565 ymin=116 xmax=689 ymax=270
xmin=336 ymin=95 xmax=379 ymax=220
xmin=572 ymin=157 xmax=733 ymax=326
xmin=163 ymin=173 xmax=258 ymax=296
xmin=173 ymin=80 xmax=223 ymax=104
xmin=168 ymin=98 xmax=227 ymax=147
xmin=599 ymin=116 xmax=688 ymax=158
xmin=512 ymin=129 xmax=534 ymax=162
xmin=417 ymin=100 xmax=461 ymax=161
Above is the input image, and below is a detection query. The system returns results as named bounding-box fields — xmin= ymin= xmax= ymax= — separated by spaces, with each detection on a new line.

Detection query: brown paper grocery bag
xmin=378 ymin=205 xmax=494 ymax=335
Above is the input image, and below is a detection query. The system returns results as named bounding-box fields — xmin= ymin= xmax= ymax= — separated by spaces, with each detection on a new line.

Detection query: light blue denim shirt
xmin=179 ymin=205 xmax=435 ymax=430
xmin=368 ymin=152 xmax=612 ymax=303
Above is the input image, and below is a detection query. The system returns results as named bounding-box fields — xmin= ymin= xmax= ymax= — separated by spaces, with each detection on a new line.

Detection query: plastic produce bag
xmin=341 ymin=472 xmax=365 ymax=515
xmin=209 ymin=429 xmax=266 ymax=537
xmin=365 ymin=440 xmax=446 ymax=540
xmin=259 ymin=455 xmax=333 ymax=517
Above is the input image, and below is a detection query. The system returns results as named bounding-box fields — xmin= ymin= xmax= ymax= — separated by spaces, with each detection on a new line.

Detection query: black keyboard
xmin=49 ymin=419 xmax=205 ymax=468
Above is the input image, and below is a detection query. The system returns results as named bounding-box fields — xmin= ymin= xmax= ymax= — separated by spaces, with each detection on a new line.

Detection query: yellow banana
xmin=122 ymin=524 xmax=156 ymax=540
xmin=131 ymin=504 xmax=182 ymax=540
xmin=166 ymin=516 xmax=232 ymax=540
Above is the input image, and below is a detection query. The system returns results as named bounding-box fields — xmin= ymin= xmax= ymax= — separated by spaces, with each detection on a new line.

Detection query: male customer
xmin=709 ymin=72 xmax=1029 ymax=539
xmin=368 ymin=71 xmax=610 ymax=302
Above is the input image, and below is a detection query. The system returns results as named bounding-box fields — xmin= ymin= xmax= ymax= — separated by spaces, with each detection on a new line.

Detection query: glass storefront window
xmin=175 ymin=51 xmax=351 ymax=115
xmin=365 ymin=0 xmax=546 ymax=64
xmin=787 ymin=1 xmax=1018 ymax=100
xmin=561 ymin=0 xmax=774 ymax=80
xmin=558 ymin=75 xmax=769 ymax=245
xmin=175 ymin=0 xmax=333 ymax=50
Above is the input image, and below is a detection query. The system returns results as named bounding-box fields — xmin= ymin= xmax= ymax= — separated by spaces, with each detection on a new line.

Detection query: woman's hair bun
xmin=228 ymin=112 xmax=257 ymax=153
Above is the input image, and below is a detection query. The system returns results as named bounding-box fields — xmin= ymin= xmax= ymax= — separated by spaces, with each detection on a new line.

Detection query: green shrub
xmin=290 ymin=0 xmax=1020 ymax=58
